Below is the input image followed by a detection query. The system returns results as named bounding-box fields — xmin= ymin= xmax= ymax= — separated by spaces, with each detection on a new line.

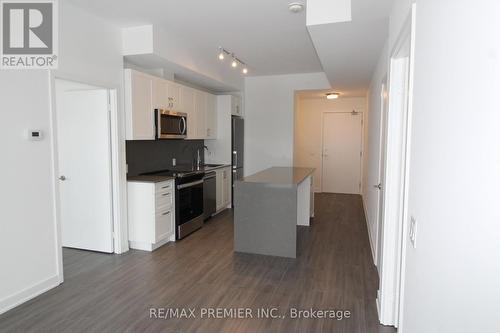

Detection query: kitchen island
xmin=233 ymin=167 xmax=315 ymax=258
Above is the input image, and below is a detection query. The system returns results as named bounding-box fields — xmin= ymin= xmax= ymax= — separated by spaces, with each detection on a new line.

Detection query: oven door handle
xmin=177 ymin=179 xmax=204 ymax=190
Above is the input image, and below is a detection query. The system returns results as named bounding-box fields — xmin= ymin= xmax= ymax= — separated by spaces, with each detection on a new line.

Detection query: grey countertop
xmin=127 ymin=164 xmax=230 ymax=183
xmin=241 ymin=167 xmax=315 ymax=186
xmin=127 ymin=175 xmax=175 ymax=183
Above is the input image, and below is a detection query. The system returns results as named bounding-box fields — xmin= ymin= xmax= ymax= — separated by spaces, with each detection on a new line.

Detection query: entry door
xmin=322 ymin=112 xmax=363 ymax=194
xmin=57 ymin=89 xmax=114 ymax=253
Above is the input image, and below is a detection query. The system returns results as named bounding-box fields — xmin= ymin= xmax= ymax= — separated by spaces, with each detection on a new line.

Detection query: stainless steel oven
xmin=155 ymin=109 xmax=187 ymax=139
xmin=175 ymin=172 xmax=205 ymax=239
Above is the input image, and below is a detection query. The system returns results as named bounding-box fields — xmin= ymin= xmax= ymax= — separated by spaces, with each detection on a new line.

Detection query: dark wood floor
xmin=0 ymin=193 xmax=395 ymax=333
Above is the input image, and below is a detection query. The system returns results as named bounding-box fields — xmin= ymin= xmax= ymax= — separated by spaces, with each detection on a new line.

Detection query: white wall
xmin=0 ymin=70 xmax=60 ymax=314
xmin=244 ymin=73 xmax=330 ymax=176
xmin=397 ymin=1 xmax=500 ymax=332
xmin=365 ymin=0 xmax=500 ymax=332
xmin=0 ymin=1 xmax=126 ymax=314
xmin=294 ymin=97 xmax=366 ymax=192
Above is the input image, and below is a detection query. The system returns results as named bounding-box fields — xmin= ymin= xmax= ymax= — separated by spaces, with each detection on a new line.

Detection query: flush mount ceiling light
xmin=288 ymin=2 xmax=304 ymax=13
xmin=326 ymin=92 xmax=340 ymax=100
xmin=217 ymin=46 xmax=249 ymax=75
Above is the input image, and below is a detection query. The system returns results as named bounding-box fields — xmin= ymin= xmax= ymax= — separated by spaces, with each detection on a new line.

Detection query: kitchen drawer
xmin=155 ymin=208 xmax=174 ymax=242
xmin=155 ymin=190 xmax=173 ymax=210
xmin=155 ymin=180 xmax=173 ymax=193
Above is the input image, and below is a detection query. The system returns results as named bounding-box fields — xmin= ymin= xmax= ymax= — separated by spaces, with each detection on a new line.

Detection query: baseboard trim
xmin=361 ymin=195 xmax=377 ymax=266
xmin=0 ymin=275 xmax=61 ymax=315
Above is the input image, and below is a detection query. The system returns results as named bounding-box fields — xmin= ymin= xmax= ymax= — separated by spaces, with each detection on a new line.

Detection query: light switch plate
xmin=409 ymin=216 xmax=417 ymax=248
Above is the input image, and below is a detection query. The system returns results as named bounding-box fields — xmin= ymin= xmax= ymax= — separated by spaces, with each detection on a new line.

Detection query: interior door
xmin=321 ymin=112 xmax=363 ymax=194
xmin=376 ymin=79 xmax=389 ymax=268
xmin=57 ymin=89 xmax=114 ymax=253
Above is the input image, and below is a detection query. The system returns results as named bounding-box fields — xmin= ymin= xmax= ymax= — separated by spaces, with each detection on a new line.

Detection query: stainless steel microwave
xmin=155 ymin=109 xmax=187 ymax=139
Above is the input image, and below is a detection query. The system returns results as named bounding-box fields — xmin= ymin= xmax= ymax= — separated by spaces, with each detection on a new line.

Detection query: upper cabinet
xmin=181 ymin=86 xmax=197 ymax=140
xmin=206 ymin=94 xmax=217 ymax=139
xmin=124 ymin=68 xmax=221 ymax=141
xmin=231 ymin=95 xmax=242 ymax=117
xmin=124 ymin=69 xmax=155 ymax=140
xmin=166 ymin=81 xmax=182 ymax=112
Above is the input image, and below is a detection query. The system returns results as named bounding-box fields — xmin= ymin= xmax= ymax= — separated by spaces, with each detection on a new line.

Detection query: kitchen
xmin=124 ymin=69 xmax=243 ymax=248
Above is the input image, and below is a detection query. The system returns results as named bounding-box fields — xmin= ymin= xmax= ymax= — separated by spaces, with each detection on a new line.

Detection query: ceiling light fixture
xmin=231 ymin=55 xmax=238 ymax=68
xmin=217 ymin=47 xmax=249 ymax=75
xmin=326 ymin=92 xmax=340 ymax=100
xmin=288 ymin=2 xmax=304 ymax=13
xmin=218 ymin=47 xmax=225 ymax=60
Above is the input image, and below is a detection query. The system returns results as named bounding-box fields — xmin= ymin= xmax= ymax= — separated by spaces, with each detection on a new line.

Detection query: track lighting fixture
xmin=218 ymin=47 xmax=225 ymax=60
xmin=217 ymin=46 xmax=249 ymax=75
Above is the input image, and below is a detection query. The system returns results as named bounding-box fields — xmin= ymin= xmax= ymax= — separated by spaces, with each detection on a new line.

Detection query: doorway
xmin=377 ymin=4 xmax=416 ymax=327
xmin=54 ymin=79 xmax=114 ymax=253
xmin=376 ymin=77 xmax=388 ymax=270
xmin=321 ymin=112 xmax=363 ymax=194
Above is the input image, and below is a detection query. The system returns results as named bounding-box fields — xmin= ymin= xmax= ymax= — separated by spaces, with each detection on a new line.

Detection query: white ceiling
xmin=68 ymin=0 xmax=393 ymax=94
xmin=66 ymin=0 xmax=323 ymax=76
xmin=307 ymin=0 xmax=394 ymax=95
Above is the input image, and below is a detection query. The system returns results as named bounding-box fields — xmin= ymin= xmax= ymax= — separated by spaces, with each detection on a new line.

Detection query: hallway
xmin=0 ymin=194 xmax=394 ymax=333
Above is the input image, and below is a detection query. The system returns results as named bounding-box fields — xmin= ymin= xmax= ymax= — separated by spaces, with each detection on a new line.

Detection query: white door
xmin=376 ymin=79 xmax=389 ymax=268
xmin=322 ymin=112 xmax=363 ymax=194
xmin=57 ymin=89 xmax=114 ymax=253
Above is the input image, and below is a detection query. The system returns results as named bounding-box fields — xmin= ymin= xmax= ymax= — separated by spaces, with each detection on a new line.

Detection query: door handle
xmin=374 ymin=183 xmax=382 ymax=190
xmin=59 ymin=175 xmax=66 ymax=181
xmin=181 ymin=117 xmax=187 ymax=135
xmin=233 ymin=151 xmax=237 ymax=168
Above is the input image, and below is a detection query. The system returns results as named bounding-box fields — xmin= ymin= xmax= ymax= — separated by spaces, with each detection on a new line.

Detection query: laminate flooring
xmin=0 ymin=193 xmax=396 ymax=333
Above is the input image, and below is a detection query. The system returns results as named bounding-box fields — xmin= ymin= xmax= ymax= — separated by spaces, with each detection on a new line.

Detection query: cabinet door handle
xmin=161 ymin=185 xmax=170 ymax=189
xmin=162 ymin=211 xmax=170 ymax=216
xmin=162 ymin=193 xmax=170 ymax=196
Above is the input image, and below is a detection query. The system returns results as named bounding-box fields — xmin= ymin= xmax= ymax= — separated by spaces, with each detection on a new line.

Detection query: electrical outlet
xmin=409 ymin=216 xmax=417 ymax=248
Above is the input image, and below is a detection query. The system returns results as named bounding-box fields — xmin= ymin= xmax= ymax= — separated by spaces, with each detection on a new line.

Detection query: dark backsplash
xmin=126 ymin=140 xmax=205 ymax=176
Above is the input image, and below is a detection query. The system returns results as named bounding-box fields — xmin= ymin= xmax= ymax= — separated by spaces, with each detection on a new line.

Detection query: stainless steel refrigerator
xmin=231 ymin=116 xmax=244 ymax=205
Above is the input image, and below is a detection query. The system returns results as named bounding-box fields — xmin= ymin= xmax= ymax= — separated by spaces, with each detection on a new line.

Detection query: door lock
xmin=59 ymin=175 xmax=66 ymax=181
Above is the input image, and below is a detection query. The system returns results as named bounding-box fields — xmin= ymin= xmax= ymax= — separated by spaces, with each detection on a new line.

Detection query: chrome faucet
xmin=196 ymin=149 xmax=201 ymax=170
xmin=196 ymin=146 xmax=209 ymax=170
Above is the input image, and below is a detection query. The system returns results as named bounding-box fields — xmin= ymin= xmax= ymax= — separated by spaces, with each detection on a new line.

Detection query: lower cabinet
xmin=215 ymin=167 xmax=232 ymax=212
xmin=127 ymin=179 xmax=175 ymax=251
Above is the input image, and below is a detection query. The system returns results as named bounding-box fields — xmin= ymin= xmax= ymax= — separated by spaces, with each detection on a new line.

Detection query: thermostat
xmin=27 ymin=130 xmax=43 ymax=141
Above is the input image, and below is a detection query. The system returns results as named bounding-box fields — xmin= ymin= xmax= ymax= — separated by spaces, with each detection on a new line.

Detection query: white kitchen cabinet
xmin=181 ymin=86 xmax=197 ymax=139
xmin=215 ymin=167 xmax=231 ymax=211
xmin=153 ymin=78 xmax=168 ymax=110
xmin=124 ymin=69 xmax=155 ymax=140
xmin=127 ymin=179 xmax=176 ymax=251
xmin=166 ymin=81 xmax=182 ymax=111
xmin=194 ymin=90 xmax=207 ymax=139
xmin=231 ymin=95 xmax=242 ymax=116
xmin=153 ymin=79 xmax=181 ymax=111
xmin=206 ymin=93 xmax=217 ymax=139
xmin=125 ymin=69 xmax=221 ymax=141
